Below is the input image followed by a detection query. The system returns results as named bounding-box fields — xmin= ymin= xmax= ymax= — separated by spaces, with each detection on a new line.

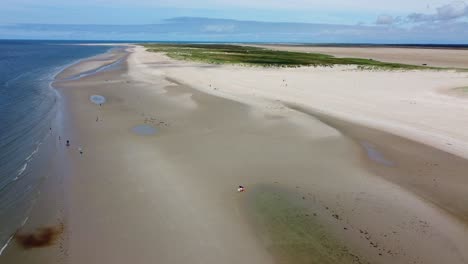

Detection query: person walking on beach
xmin=66 ymin=140 xmax=70 ymax=147
xmin=78 ymin=146 xmax=83 ymax=155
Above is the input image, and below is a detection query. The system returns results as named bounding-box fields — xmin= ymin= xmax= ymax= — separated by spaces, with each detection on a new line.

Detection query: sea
xmin=0 ymin=40 xmax=112 ymax=252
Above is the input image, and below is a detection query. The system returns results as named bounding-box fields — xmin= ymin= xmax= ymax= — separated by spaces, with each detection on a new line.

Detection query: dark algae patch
xmin=14 ymin=223 xmax=64 ymax=249
xmin=143 ymin=44 xmax=435 ymax=70
xmin=246 ymin=185 xmax=365 ymax=264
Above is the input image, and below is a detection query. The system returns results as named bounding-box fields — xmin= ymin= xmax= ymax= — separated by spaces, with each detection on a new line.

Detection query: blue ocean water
xmin=0 ymin=40 xmax=111 ymax=250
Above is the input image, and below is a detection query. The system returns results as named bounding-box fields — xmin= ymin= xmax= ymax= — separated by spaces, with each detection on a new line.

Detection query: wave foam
xmin=17 ymin=163 xmax=27 ymax=176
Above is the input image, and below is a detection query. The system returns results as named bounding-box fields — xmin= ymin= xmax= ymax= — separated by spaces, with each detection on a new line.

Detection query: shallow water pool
xmin=90 ymin=95 xmax=106 ymax=105
xmin=132 ymin=125 xmax=157 ymax=135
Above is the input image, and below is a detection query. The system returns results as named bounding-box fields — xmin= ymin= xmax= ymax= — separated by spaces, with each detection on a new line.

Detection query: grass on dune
xmin=143 ymin=43 xmax=435 ymax=70
xmin=454 ymin=86 xmax=468 ymax=92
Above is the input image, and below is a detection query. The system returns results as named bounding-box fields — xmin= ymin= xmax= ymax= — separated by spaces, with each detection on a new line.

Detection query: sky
xmin=0 ymin=0 xmax=467 ymax=43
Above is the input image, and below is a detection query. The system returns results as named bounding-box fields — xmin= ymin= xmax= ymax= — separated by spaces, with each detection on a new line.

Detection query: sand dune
xmin=248 ymin=44 xmax=468 ymax=69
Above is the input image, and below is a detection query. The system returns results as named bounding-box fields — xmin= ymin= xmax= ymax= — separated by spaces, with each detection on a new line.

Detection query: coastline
xmin=2 ymin=44 xmax=468 ymax=263
xmin=0 ymin=46 xmax=123 ymax=263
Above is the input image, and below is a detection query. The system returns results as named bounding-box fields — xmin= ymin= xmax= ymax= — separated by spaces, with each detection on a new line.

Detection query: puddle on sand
xmin=361 ymin=141 xmax=394 ymax=166
xmin=132 ymin=125 xmax=157 ymax=136
xmin=90 ymin=95 xmax=106 ymax=105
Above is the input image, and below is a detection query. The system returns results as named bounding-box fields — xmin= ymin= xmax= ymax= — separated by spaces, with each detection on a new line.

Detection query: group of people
xmin=60 ymin=137 xmax=83 ymax=155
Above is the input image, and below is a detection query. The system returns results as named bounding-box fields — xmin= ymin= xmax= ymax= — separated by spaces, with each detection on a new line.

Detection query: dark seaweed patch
xmin=15 ymin=224 xmax=64 ymax=249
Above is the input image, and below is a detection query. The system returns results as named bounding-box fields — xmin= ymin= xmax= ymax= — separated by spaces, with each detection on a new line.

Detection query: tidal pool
xmin=90 ymin=95 xmax=106 ymax=105
xmin=132 ymin=125 xmax=157 ymax=136
xmin=361 ymin=141 xmax=394 ymax=166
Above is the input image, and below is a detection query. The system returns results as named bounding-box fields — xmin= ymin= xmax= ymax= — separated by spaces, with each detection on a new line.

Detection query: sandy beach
xmin=2 ymin=45 xmax=468 ymax=264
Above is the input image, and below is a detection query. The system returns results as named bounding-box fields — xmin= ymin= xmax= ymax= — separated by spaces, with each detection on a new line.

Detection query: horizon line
xmin=1 ymin=39 xmax=467 ymax=47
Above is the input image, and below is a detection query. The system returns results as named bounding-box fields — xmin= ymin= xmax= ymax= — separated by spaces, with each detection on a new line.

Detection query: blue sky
xmin=0 ymin=0 xmax=437 ymax=25
xmin=0 ymin=0 xmax=467 ymax=43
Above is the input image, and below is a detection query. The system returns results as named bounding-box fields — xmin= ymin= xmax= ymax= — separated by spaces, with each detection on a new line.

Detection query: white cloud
xmin=376 ymin=15 xmax=395 ymax=25
xmin=408 ymin=1 xmax=468 ymax=22
xmin=437 ymin=1 xmax=467 ymax=19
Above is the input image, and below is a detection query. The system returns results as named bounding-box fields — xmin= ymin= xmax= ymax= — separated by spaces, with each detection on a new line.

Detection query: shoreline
xmin=0 ymin=46 xmax=123 ymax=262
xmin=2 ymin=44 xmax=468 ymax=263
xmin=54 ymin=47 xmax=127 ymax=81
xmin=0 ymin=49 xmax=90 ymax=254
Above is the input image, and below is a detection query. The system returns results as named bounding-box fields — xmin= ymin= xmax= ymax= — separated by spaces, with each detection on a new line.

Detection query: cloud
xmin=376 ymin=15 xmax=395 ymax=25
xmin=1 ymin=17 xmax=467 ymax=44
xmin=407 ymin=1 xmax=468 ymax=22
xmin=437 ymin=1 xmax=467 ymax=19
xmin=202 ymin=24 xmax=236 ymax=33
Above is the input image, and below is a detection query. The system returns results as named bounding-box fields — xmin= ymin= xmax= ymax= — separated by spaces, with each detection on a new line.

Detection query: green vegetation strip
xmin=246 ymin=185 xmax=364 ymax=264
xmin=454 ymin=86 xmax=468 ymax=93
xmin=143 ymin=44 xmax=433 ymax=69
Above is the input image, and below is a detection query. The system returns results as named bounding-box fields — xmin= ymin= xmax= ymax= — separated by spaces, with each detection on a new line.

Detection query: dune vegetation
xmin=143 ymin=44 xmax=434 ymax=70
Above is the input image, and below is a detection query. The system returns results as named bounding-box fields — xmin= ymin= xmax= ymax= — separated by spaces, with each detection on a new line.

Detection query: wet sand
xmin=2 ymin=45 xmax=468 ymax=264
xmin=294 ymin=106 xmax=468 ymax=222
xmin=57 ymin=48 xmax=127 ymax=80
xmin=0 ymin=84 xmax=72 ymax=263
